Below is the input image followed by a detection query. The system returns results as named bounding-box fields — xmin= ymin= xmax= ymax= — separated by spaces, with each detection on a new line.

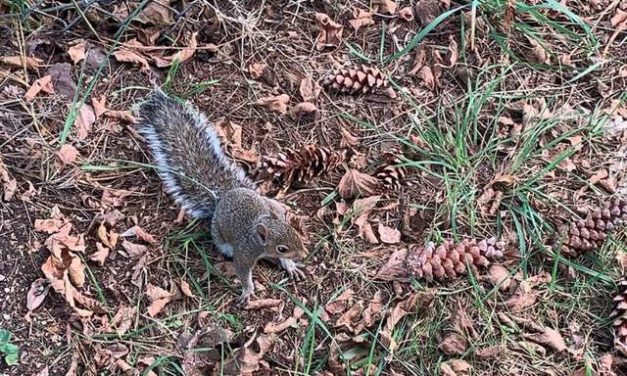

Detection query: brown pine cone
xmin=555 ymin=199 xmax=627 ymax=258
xmin=252 ymin=144 xmax=345 ymax=190
xmin=374 ymin=153 xmax=413 ymax=190
xmin=405 ymin=237 xmax=505 ymax=281
xmin=323 ymin=64 xmax=389 ymax=94
xmin=612 ymin=278 xmax=627 ymax=357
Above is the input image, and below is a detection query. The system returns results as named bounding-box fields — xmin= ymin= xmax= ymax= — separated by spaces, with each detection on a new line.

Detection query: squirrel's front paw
xmin=235 ymin=290 xmax=254 ymax=308
xmin=279 ymin=258 xmax=306 ymax=281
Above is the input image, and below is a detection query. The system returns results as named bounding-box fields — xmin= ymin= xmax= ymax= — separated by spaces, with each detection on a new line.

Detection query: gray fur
xmin=136 ymin=88 xmax=255 ymax=219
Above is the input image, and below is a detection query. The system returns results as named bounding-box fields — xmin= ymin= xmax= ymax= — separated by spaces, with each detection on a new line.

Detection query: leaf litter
xmin=4 ymin=1 xmax=627 ymax=375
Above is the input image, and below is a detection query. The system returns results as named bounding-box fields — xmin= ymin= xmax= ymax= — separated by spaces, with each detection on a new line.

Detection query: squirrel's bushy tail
xmin=137 ymin=87 xmax=254 ymax=219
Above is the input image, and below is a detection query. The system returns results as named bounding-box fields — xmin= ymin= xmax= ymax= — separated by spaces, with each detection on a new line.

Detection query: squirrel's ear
xmin=256 ymin=223 xmax=269 ymax=245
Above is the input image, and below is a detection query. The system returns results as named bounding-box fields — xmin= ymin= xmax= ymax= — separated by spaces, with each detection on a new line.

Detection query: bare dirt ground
xmin=1 ymin=1 xmax=627 ymax=375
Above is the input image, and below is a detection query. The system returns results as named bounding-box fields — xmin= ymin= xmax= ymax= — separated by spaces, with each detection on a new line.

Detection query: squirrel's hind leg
xmin=211 ymin=223 xmax=234 ymax=258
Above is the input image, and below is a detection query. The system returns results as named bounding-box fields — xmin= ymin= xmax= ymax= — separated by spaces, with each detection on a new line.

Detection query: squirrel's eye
xmin=277 ymin=245 xmax=289 ymax=254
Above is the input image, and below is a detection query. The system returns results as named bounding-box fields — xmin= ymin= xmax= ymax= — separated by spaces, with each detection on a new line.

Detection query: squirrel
xmin=136 ymin=87 xmax=307 ymax=306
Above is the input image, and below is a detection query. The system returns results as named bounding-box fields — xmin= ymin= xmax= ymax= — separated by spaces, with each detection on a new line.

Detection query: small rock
xmin=46 ymin=63 xmax=76 ymax=98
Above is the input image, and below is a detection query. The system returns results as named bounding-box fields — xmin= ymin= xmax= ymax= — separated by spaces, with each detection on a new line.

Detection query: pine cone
xmin=376 ymin=237 xmax=506 ymax=282
xmin=323 ymin=65 xmax=389 ymax=94
xmin=253 ymin=145 xmax=344 ymax=189
xmin=374 ymin=153 xmax=413 ymax=190
xmin=555 ymin=199 xmax=627 ymax=258
xmin=611 ymin=278 xmax=627 ymax=357
xmin=406 ymin=238 xmax=505 ymax=281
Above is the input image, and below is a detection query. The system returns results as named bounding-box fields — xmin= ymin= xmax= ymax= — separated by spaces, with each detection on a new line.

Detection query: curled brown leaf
xmin=25 ymin=75 xmax=54 ymax=101
xmin=57 ymin=144 xmax=80 ymax=165
xmin=337 ymin=169 xmax=379 ymax=199
xmin=378 ymin=223 xmax=401 ymax=244
xmin=314 ymin=13 xmax=343 ymax=50
xmin=26 ymin=278 xmax=49 ymax=311
xmin=349 ymin=9 xmax=375 ymax=31
xmin=256 ymin=94 xmax=290 ymax=115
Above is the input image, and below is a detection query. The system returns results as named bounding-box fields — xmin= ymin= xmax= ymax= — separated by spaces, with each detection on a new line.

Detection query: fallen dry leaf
xmin=340 ymin=127 xmax=360 ymax=148
xmin=418 ymin=66 xmax=436 ymax=90
xmin=92 ymin=95 xmax=107 ymax=119
xmin=441 ymin=359 xmax=472 ymax=376
xmin=42 ymin=263 xmax=98 ymax=317
xmin=325 ymin=288 xmax=354 ymax=315
xmin=399 ymin=7 xmax=414 ymax=21
xmin=439 ymin=333 xmax=467 ymax=356
xmin=299 ymin=76 xmax=321 ymax=102
xmin=376 ymin=0 xmax=398 ymax=14
xmin=214 ymin=119 xmax=259 ymax=163
xmin=338 ymin=169 xmax=379 ymax=199
xmin=264 ymin=317 xmax=297 ymax=334
xmin=361 ymin=291 xmax=385 ymax=329
xmin=0 ymin=157 xmax=17 ymax=201
xmin=73 ymin=104 xmax=96 ymax=140
xmin=26 ymin=278 xmax=49 ymax=311
xmin=155 ymin=32 xmax=199 ymax=68
xmin=374 ymin=248 xmax=409 ymax=281
xmin=24 ymin=75 xmax=54 ymax=101
xmin=503 ymin=273 xmax=549 ymax=312
xmin=136 ymin=0 xmax=172 ymax=25
xmin=0 ymin=55 xmax=43 ymax=70
xmin=349 ymin=9 xmax=375 ymax=31
xmin=68 ymin=256 xmax=86 ymax=288
xmin=34 ymin=218 xmax=65 ymax=234
xmin=487 ymin=264 xmax=512 ymax=291
xmin=97 ymin=223 xmax=118 ymax=249
xmin=67 ymin=41 xmax=87 ymax=64
xmin=381 ymin=289 xmax=436 ymax=353
xmin=314 ymin=13 xmax=343 ymax=50
xmin=90 ymin=242 xmax=110 ymax=266
xmin=475 ymin=345 xmax=505 ymax=360
xmin=104 ymin=110 xmax=137 ymax=124
xmin=589 ymin=169 xmax=609 ymax=184
xmin=477 ymin=187 xmax=503 ymax=216
xmin=352 ymin=195 xmax=381 ymax=243
xmin=245 ymin=298 xmax=282 ymax=311
xmin=147 ymin=298 xmax=171 ymax=317
xmin=452 ymin=301 xmax=477 ymax=338
xmin=527 ymin=37 xmax=549 ymax=64
xmin=352 ymin=195 xmax=381 ymax=218
xmin=378 ymin=223 xmax=401 ymax=244
xmin=180 ymin=280 xmax=195 ymax=298
xmin=113 ymin=47 xmax=151 ymax=73
xmin=220 ymin=334 xmax=276 ymax=375
xmin=248 ymin=62 xmax=267 ymax=79
xmin=610 ymin=9 xmax=627 ymax=27
xmin=121 ymin=240 xmax=148 ymax=258
xmin=256 ymin=94 xmax=290 ymax=114
xmin=56 ymin=144 xmax=79 ymax=165
xmin=291 ymin=102 xmax=318 ymax=118
xmin=335 ymin=301 xmax=364 ymax=331
xmin=121 ymin=225 xmax=158 ymax=245
xmin=103 ymin=188 xmax=134 ymax=208
xmin=443 ymin=36 xmax=458 ymax=68
xmin=110 ymin=305 xmax=136 ymax=335
xmin=146 ymin=284 xmax=174 ymax=317
xmin=505 ymin=282 xmax=538 ymax=312
xmin=523 ymin=327 xmax=567 ymax=353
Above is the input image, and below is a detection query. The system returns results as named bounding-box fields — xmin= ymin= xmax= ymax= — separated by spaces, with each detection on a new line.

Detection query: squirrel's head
xmin=253 ymin=213 xmax=307 ymax=260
